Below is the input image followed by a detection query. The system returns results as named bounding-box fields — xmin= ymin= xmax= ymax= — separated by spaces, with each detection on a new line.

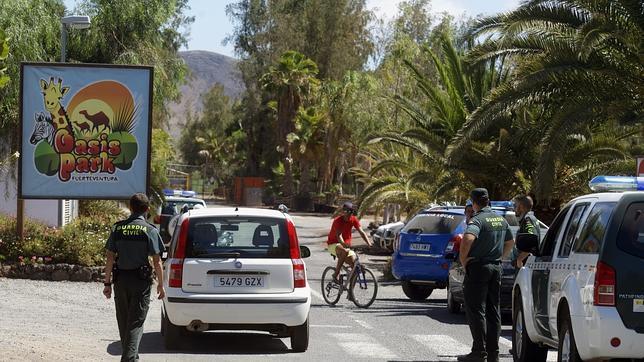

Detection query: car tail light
xmin=172 ymin=218 xmax=190 ymax=259
xmin=287 ymin=220 xmax=306 ymax=287
xmin=287 ymin=220 xmax=301 ymax=259
xmin=445 ymin=234 xmax=462 ymax=253
xmin=168 ymin=219 xmax=189 ymax=288
xmin=594 ymin=261 xmax=616 ymax=306
xmin=169 ymin=259 xmax=184 ymax=288
xmin=292 ymin=259 xmax=306 ymax=288
xmin=394 ymin=233 xmax=401 ymax=252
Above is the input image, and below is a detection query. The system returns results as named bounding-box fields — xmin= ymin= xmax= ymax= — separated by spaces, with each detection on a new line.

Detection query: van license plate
xmin=634 ymin=299 xmax=644 ymax=313
xmin=215 ymin=276 xmax=265 ymax=287
xmin=410 ymin=243 xmax=430 ymax=251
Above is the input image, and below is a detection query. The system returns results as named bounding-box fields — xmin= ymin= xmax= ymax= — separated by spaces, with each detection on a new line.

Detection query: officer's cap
xmin=470 ymin=188 xmax=489 ymax=201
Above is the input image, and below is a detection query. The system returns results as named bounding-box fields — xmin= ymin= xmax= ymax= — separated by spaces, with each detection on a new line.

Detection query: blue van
xmin=392 ymin=208 xmax=466 ymax=300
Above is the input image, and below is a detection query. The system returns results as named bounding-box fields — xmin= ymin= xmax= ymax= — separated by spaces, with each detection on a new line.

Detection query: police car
xmin=447 ymin=202 xmax=548 ymax=315
xmin=160 ymin=207 xmax=311 ymax=352
xmin=512 ymin=176 xmax=644 ymax=361
xmin=153 ymin=189 xmax=207 ymax=245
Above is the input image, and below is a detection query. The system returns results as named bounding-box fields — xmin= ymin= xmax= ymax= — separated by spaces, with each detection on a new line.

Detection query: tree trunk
xmin=277 ymin=87 xmax=299 ymax=198
xmin=295 ymin=158 xmax=314 ymax=211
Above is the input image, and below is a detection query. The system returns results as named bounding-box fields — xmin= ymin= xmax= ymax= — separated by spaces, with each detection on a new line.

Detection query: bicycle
xmin=321 ymin=252 xmax=378 ymax=308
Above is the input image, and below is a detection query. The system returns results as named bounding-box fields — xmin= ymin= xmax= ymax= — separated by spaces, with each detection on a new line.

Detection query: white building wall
xmin=0 ymin=172 xmax=77 ymax=227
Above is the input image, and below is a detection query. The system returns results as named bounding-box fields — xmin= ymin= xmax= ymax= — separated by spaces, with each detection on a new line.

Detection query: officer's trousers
xmin=114 ymin=270 xmax=151 ymax=362
xmin=463 ymin=262 xmax=502 ymax=358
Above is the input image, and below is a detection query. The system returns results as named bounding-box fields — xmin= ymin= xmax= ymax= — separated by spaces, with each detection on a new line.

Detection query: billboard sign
xmin=19 ymin=63 xmax=153 ymax=199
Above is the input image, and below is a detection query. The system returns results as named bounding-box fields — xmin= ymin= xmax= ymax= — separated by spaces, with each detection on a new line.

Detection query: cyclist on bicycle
xmin=327 ymin=202 xmax=373 ymax=281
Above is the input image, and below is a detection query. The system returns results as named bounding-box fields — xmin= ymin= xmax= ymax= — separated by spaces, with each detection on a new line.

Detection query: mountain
xmin=166 ymin=50 xmax=244 ymax=140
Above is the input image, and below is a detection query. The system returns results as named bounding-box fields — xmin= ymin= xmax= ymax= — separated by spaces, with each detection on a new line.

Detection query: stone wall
xmin=0 ymin=263 xmax=104 ymax=282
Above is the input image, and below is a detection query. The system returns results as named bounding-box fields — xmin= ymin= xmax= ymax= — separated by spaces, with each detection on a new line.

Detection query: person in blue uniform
xmin=102 ymin=193 xmax=166 ymax=362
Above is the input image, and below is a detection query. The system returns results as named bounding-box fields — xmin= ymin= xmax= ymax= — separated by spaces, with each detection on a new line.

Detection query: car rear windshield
xmin=616 ymin=202 xmax=644 ymax=259
xmin=185 ymin=216 xmax=290 ymax=258
xmin=402 ymin=213 xmax=464 ymax=234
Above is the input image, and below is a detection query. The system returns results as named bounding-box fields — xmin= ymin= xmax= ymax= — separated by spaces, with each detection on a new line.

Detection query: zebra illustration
xmin=29 ymin=112 xmax=55 ymax=146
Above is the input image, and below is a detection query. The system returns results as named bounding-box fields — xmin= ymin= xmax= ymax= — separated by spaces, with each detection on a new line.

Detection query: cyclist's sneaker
xmin=332 ymin=272 xmax=340 ymax=284
xmin=347 ymin=293 xmax=354 ymax=302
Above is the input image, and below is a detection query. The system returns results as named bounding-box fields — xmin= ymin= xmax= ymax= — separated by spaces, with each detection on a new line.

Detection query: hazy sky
xmin=63 ymin=0 xmax=520 ymax=58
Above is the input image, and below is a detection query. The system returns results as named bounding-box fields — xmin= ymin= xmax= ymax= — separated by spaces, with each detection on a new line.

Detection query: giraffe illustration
xmin=39 ymin=77 xmax=73 ymax=134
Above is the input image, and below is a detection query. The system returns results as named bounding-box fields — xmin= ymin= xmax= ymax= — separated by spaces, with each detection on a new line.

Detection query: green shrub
xmin=0 ymin=211 xmax=121 ymax=267
xmin=79 ymin=200 xmax=127 ymax=221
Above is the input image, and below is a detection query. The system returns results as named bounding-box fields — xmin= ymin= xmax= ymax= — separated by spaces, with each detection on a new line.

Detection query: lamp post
xmin=16 ymin=17 xmax=91 ymax=239
xmin=60 ymin=15 xmax=91 ymax=62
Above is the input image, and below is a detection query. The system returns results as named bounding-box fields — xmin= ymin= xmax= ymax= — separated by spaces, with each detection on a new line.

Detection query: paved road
xmin=0 ymin=212 xmax=557 ymax=361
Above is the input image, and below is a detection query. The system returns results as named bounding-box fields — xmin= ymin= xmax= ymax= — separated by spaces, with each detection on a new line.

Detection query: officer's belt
xmin=116 ymin=267 xmax=146 ymax=272
xmin=468 ymin=259 xmax=501 ymax=265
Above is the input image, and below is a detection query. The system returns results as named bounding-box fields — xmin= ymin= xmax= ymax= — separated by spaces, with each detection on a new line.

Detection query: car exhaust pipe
xmin=187 ymin=319 xmax=208 ymax=332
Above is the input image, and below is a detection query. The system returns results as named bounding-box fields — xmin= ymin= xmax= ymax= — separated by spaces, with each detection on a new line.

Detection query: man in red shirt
xmin=327 ymin=202 xmax=373 ymax=280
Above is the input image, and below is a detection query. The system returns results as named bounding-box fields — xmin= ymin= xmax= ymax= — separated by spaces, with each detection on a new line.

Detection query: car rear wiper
xmin=195 ymin=252 xmax=241 ymax=258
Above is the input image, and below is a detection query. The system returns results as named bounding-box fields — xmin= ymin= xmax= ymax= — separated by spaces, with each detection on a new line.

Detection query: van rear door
xmin=602 ymin=194 xmax=644 ymax=333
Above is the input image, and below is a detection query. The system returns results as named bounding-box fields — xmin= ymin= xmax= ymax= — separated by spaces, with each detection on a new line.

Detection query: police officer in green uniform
xmin=102 ymin=193 xmax=166 ymax=362
xmin=513 ymin=195 xmax=540 ymax=268
xmin=458 ymin=188 xmax=515 ymax=362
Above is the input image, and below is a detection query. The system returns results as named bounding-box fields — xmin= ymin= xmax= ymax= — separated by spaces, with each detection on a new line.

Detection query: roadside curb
xmin=0 ymin=262 xmax=103 ymax=282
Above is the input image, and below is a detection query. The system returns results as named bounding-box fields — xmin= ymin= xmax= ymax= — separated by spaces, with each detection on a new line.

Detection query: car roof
xmin=186 ymin=207 xmax=291 ymax=220
xmin=419 ymin=208 xmax=466 ymax=215
xmin=568 ymin=191 xmax=641 ymax=204
xmin=164 ymin=196 xmax=206 ymax=203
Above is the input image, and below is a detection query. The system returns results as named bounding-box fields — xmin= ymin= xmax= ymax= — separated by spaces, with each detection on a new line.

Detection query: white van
xmin=512 ymin=176 xmax=644 ymax=361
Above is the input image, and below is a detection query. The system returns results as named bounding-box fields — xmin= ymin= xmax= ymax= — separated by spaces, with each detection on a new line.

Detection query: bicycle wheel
xmin=350 ymin=266 xmax=378 ymax=308
xmin=321 ymin=266 xmax=342 ymax=305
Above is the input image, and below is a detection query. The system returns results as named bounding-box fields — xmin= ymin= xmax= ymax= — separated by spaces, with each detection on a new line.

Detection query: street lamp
xmin=60 ymin=15 xmax=91 ymax=62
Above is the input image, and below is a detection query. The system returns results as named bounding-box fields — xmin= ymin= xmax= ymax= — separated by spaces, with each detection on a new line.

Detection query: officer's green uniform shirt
xmin=512 ymin=211 xmax=541 ymax=260
xmin=105 ymin=214 xmax=164 ymax=270
xmin=518 ymin=211 xmax=540 ymax=238
xmin=464 ymin=206 xmax=513 ymax=262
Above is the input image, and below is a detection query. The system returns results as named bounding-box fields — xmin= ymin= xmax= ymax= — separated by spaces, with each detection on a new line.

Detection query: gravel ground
xmin=0 ymin=278 xmax=163 ymax=361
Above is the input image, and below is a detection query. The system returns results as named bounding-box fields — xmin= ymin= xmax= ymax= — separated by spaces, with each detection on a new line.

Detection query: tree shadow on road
xmin=107 ymin=331 xmax=293 ymax=356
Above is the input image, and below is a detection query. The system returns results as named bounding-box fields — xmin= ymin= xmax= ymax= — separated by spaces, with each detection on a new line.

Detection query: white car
xmin=161 ymin=207 xmax=312 ymax=351
xmin=512 ymin=176 xmax=644 ymax=361
xmin=372 ymin=221 xmax=404 ymax=251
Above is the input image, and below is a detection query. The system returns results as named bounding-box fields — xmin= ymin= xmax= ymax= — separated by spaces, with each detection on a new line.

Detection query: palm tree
xmin=261 ymin=51 xmax=320 ymax=197
xmin=357 ymin=31 xmax=512 ymax=210
xmin=0 ymin=30 xmax=8 ymax=88
xmin=453 ymin=0 xmax=643 ymax=200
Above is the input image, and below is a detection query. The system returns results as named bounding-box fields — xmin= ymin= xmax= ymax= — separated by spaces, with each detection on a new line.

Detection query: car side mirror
xmin=300 ymin=246 xmax=311 ymax=258
xmin=516 ymin=233 xmax=539 ymax=255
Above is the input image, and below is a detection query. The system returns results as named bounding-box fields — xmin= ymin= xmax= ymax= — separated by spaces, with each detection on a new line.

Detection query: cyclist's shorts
xmin=327 ymin=243 xmax=356 ymax=258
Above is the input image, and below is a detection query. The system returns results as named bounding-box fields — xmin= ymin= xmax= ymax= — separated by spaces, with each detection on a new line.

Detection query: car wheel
xmin=290 ymin=317 xmax=309 ymax=352
xmin=402 ymin=281 xmax=433 ymax=300
xmin=558 ymin=313 xmax=582 ymax=362
xmin=163 ymin=311 xmax=185 ymax=350
xmin=447 ymin=283 xmax=460 ymax=313
xmin=513 ymin=294 xmax=547 ymax=361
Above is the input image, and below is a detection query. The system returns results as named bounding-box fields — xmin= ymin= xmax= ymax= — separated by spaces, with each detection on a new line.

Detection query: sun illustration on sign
xmin=29 ymin=78 xmax=139 ymax=182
